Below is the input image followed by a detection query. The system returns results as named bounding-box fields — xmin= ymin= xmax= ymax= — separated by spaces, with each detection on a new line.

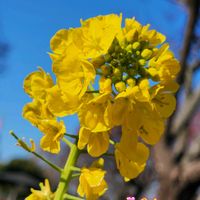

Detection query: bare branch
xmin=172 ymin=87 xmax=200 ymax=135
xmin=185 ymin=60 xmax=200 ymax=95
xmin=177 ymin=0 xmax=200 ymax=86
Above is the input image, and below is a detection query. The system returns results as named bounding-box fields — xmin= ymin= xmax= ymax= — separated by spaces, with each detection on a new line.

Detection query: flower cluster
xmin=23 ymin=14 xmax=179 ymax=199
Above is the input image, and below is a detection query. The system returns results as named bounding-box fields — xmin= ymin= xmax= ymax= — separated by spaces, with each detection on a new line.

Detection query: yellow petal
xmin=78 ymin=127 xmax=91 ymax=150
xmin=24 ymin=67 xmax=54 ymax=100
xmin=39 ymin=120 xmax=66 ymax=154
xmin=137 ymin=103 xmax=164 ymax=145
xmin=153 ymin=93 xmax=176 ymax=118
xmin=46 ymin=85 xmax=79 ymax=117
xmin=87 ymin=131 xmax=109 ymax=157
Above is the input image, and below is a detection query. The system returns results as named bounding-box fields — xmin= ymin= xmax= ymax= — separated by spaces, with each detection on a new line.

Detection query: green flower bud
xmin=104 ymin=54 xmax=112 ymax=62
xmin=141 ymin=49 xmax=152 ymax=59
xmin=111 ymin=52 xmax=117 ymax=58
xmin=111 ymin=59 xmax=118 ymax=67
xmin=125 ymin=44 xmax=132 ymax=52
xmin=138 ymin=59 xmax=146 ymax=66
xmin=113 ymin=68 xmax=121 ymax=77
xmin=132 ymin=42 xmax=140 ymax=50
xmin=115 ymin=45 xmax=121 ymax=52
xmin=136 ymin=50 xmax=140 ymax=56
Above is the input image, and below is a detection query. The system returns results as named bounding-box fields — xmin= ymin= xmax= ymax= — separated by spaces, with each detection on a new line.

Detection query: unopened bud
xmin=99 ymin=77 xmax=112 ymax=93
xmin=141 ymin=49 xmax=152 ymax=59
xmin=115 ymin=81 xmax=126 ymax=93
xmin=17 ymin=139 xmax=36 ymax=152
xmin=138 ymin=59 xmax=146 ymax=66
xmin=104 ymin=54 xmax=112 ymax=62
xmin=126 ymin=78 xmax=136 ymax=87
xmin=115 ymin=45 xmax=121 ymax=53
xmin=136 ymin=50 xmax=140 ymax=56
xmin=125 ymin=44 xmax=132 ymax=52
xmin=132 ymin=42 xmax=140 ymax=50
xmin=113 ymin=68 xmax=121 ymax=77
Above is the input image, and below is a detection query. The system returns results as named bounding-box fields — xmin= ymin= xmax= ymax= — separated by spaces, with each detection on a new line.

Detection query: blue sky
xmin=0 ymin=0 xmax=186 ymax=161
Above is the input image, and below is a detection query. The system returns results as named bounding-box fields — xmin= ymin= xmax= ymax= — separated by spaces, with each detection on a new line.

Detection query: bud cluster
xmin=96 ymin=38 xmax=155 ymax=93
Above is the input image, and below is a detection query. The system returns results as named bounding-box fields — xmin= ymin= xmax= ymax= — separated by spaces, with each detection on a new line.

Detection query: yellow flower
xmin=109 ymin=86 xmax=165 ymax=145
xmin=150 ymin=83 xmax=177 ymax=118
xmin=50 ymin=43 xmax=96 ymax=99
xmin=131 ymin=79 xmax=150 ymax=102
xmin=23 ymin=100 xmax=54 ymax=127
xmin=108 ymin=86 xmax=148 ymax=129
xmin=39 ymin=120 xmax=66 ymax=154
xmin=50 ymin=29 xmax=73 ymax=55
xmin=22 ymin=15 xmax=180 ymax=192
xmin=136 ymin=102 xmax=165 ymax=145
xmin=78 ymin=127 xmax=110 ymax=157
xmin=46 ymin=85 xmax=80 ymax=117
xmin=78 ymin=14 xmax=122 ymax=58
xmin=78 ymin=93 xmax=112 ymax=132
xmin=24 ymin=67 xmax=54 ymax=100
xmin=115 ymin=127 xmax=149 ymax=179
xmin=149 ymin=44 xmax=180 ymax=82
xmin=26 ymin=179 xmax=54 ymax=200
xmin=77 ymin=158 xmax=107 ymax=200
xmin=99 ymin=77 xmax=112 ymax=94
xmin=118 ymin=18 xmax=165 ymax=46
xmin=49 ymin=14 xmax=122 ymax=108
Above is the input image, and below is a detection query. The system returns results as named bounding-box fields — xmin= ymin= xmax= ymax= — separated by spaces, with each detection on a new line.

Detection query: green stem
xmin=54 ymin=144 xmax=80 ymax=200
xmin=10 ymin=131 xmax=62 ymax=173
xmin=71 ymin=173 xmax=80 ymax=179
xmin=65 ymin=133 xmax=78 ymax=139
xmin=63 ymin=193 xmax=84 ymax=200
xmin=70 ymin=166 xmax=81 ymax=172
xmin=32 ymin=152 xmax=62 ymax=173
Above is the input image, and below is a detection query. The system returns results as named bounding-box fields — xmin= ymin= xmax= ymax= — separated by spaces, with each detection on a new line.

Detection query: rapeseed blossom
xmin=26 ymin=179 xmax=54 ymax=200
xmin=77 ymin=158 xmax=107 ymax=200
xmin=22 ymin=14 xmax=180 ymax=199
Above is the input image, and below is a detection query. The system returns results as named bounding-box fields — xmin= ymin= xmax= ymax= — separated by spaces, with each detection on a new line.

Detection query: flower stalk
xmin=54 ymin=144 xmax=80 ymax=200
xmin=10 ymin=131 xmax=62 ymax=173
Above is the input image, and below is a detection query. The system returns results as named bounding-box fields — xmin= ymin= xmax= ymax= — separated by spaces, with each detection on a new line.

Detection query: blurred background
xmin=0 ymin=0 xmax=199 ymax=199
